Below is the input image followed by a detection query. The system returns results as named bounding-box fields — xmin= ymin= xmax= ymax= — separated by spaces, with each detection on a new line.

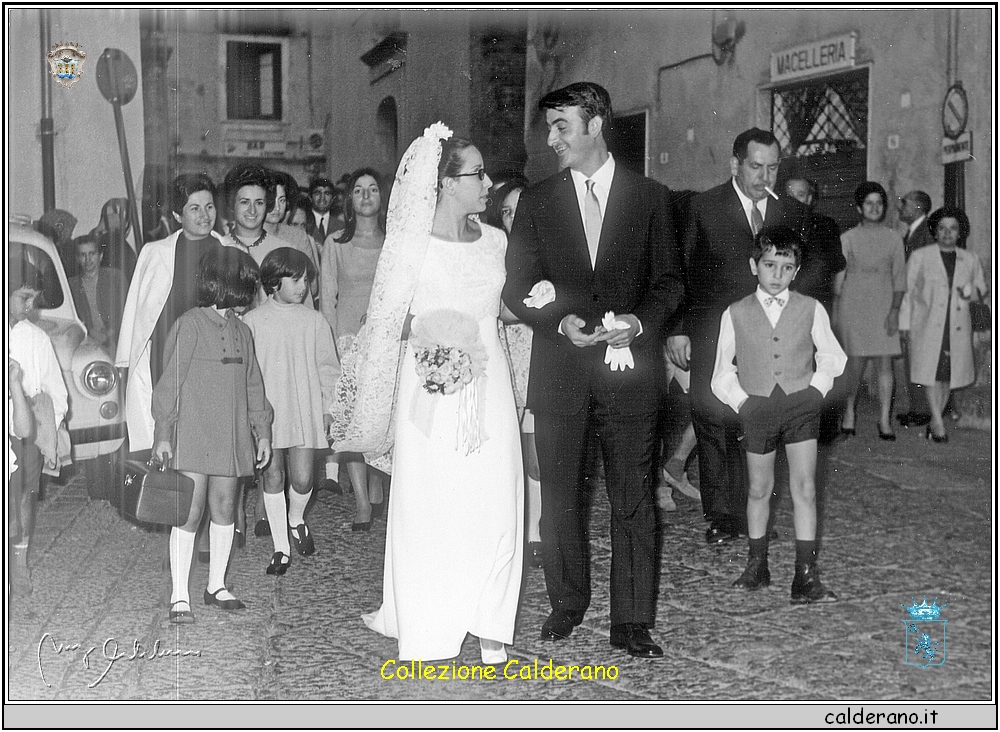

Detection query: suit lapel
xmin=724 ymin=183 xmax=754 ymax=236
xmin=594 ymin=167 xmax=629 ymax=272
xmin=764 ymin=197 xmax=783 ymax=227
xmin=556 ymin=171 xmax=593 ymax=271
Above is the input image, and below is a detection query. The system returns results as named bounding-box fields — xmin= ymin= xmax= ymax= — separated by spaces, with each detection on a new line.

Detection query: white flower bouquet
xmin=410 ymin=309 xmax=487 ymax=395
xmin=409 ymin=309 xmax=489 ymax=453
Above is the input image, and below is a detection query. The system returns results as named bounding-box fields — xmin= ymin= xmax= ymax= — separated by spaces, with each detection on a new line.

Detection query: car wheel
xmin=82 ymin=447 xmax=125 ymax=507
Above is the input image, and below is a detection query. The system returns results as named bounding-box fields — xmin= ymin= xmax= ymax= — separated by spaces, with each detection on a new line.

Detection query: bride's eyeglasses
xmin=453 ymin=169 xmax=488 ymax=181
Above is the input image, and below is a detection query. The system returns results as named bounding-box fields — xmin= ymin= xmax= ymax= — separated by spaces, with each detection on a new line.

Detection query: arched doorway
xmin=376 ymin=96 xmax=399 ymax=170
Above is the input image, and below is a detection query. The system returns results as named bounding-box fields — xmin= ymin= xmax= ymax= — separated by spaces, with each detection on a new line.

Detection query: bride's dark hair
xmin=437 ymin=137 xmax=476 ymax=187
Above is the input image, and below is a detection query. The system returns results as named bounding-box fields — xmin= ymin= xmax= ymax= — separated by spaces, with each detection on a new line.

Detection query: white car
xmin=8 ymin=221 xmax=126 ymax=496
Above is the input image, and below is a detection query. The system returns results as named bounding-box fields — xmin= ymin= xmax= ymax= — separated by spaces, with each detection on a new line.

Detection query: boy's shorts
xmin=738 ymin=385 xmax=822 ymax=455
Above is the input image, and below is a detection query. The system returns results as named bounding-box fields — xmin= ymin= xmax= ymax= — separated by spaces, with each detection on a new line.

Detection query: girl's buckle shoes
xmin=204 ymin=588 xmax=246 ymax=611
xmin=878 ymin=426 xmax=897 ymax=441
xmin=168 ymin=600 xmax=195 ymax=624
xmin=266 ymin=552 xmax=290 ymax=575
xmin=351 ymin=519 xmax=372 ymax=533
xmin=290 ymin=523 xmax=316 ymax=555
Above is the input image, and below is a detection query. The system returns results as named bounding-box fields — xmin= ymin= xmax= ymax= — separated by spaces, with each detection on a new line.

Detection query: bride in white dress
xmin=331 ymin=124 xmax=523 ymax=663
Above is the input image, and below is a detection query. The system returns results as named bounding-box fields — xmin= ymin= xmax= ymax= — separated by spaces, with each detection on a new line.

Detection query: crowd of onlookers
xmin=8 ymin=146 xmax=989 ymax=627
xmin=8 ymin=165 xmax=391 ymax=603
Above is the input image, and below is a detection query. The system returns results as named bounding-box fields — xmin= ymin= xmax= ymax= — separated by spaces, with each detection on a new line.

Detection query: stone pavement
xmin=5 ymin=399 xmax=993 ymax=706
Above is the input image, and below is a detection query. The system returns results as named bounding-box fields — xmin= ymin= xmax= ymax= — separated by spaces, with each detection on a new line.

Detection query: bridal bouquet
xmin=410 ymin=309 xmax=487 ymax=395
xmin=409 ymin=309 xmax=489 ymax=453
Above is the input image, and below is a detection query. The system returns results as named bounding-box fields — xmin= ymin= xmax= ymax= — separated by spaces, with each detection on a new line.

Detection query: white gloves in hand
xmin=602 ymin=311 xmax=634 ymax=371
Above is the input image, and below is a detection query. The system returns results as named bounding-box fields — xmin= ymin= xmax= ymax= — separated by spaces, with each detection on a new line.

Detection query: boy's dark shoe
xmin=318 ymin=478 xmax=343 ymax=495
xmin=733 ymin=556 xmax=770 ymax=590
xmin=791 ymin=563 xmax=838 ymax=604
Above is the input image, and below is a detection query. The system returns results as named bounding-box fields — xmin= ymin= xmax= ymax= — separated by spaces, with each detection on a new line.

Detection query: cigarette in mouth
xmin=763 ymin=185 xmax=780 ymax=201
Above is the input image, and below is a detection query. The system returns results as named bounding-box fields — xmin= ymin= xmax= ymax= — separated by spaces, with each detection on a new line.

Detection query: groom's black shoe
xmin=610 ymin=623 xmax=663 ymax=659
xmin=540 ymin=610 xmax=581 ymax=641
xmin=705 ymin=520 xmax=740 ymax=544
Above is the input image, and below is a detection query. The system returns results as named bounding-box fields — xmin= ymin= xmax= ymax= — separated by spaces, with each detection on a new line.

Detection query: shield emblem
xmin=902 ymin=619 xmax=947 ymax=668
xmin=46 ymin=42 xmax=87 ymax=89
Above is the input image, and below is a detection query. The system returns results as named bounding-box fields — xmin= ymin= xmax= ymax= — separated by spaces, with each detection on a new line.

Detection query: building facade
xmin=521 ymin=8 xmax=992 ymax=269
xmin=9 ymin=9 xmax=145 ymax=237
xmin=9 ymin=8 xmax=992 ymax=276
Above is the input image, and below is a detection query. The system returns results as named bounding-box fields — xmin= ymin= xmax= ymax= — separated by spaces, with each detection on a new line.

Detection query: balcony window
xmin=222 ymin=36 xmax=287 ymax=122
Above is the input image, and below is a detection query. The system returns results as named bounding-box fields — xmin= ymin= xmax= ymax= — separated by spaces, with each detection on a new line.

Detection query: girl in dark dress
xmin=152 ymin=247 xmax=273 ymax=623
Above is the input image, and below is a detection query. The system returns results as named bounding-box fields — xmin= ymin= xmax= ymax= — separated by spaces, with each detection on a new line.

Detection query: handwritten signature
xmin=38 ymin=633 xmax=202 ymax=689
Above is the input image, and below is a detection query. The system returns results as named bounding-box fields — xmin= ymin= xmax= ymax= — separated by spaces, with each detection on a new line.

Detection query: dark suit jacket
xmin=502 ymin=165 xmax=683 ymax=416
xmin=68 ymin=267 xmax=127 ymax=350
xmin=676 ymin=180 xmax=807 ymax=337
xmin=793 ymin=210 xmax=845 ymax=310
xmin=904 ymin=218 xmax=933 ymax=259
xmin=304 ymin=212 xmax=343 ymax=246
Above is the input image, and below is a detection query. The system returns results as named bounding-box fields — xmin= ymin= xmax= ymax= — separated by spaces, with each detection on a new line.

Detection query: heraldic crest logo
xmin=901 ymin=596 xmax=948 ymax=669
xmin=46 ymin=42 xmax=87 ymax=88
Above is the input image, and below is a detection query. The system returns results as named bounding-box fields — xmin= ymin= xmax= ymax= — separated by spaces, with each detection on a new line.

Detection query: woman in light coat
xmin=899 ymin=207 xmax=988 ymax=442
xmin=116 ymin=174 xmax=226 ymax=455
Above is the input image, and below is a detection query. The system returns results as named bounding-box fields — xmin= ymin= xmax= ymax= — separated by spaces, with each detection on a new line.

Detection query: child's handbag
xmin=121 ymin=457 xmax=195 ymax=526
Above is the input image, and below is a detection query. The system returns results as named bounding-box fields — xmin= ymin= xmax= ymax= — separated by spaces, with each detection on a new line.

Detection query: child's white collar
xmin=755 ymin=286 xmax=790 ymax=304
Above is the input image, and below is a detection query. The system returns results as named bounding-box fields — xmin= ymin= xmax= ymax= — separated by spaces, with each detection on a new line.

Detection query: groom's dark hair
xmin=539 ymin=82 xmax=614 ymax=140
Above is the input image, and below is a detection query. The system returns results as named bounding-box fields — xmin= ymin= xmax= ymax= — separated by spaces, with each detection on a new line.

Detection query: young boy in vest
xmin=711 ymin=226 xmax=846 ymax=604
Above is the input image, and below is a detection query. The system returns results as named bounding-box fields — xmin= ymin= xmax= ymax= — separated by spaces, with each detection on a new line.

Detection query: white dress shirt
xmin=711 ymin=286 xmax=847 ymax=412
xmin=570 ymin=154 xmax=615 ymax=266
xmin=557 ymin=154 xmax=642 ymax=340
xmin=9 ymin=320 xmax=69 ymax=426
xmin=313 ymin=211 xmax=329 ymax=235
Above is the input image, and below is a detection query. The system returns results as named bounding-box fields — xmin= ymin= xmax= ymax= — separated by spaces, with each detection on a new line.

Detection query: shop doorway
xmin=610 ymin=110 xmax=648 ymax=177
xmin=772 ymin=68 xmax=869 ymax=231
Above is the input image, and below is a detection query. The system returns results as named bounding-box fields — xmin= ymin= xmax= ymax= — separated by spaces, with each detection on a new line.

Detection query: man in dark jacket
xmin=67 ymin=235 xmax=126 ymax=353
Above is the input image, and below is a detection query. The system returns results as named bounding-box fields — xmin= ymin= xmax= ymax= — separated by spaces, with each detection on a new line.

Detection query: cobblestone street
xmin=5 ymin=399 xmax=994 ymax=722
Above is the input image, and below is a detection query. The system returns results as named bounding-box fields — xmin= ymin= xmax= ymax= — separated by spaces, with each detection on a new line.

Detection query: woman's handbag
xmin=969 ymin=299 xmax=991 ymax=332
xmin=121 ymin=457 xmax=195 ymax=526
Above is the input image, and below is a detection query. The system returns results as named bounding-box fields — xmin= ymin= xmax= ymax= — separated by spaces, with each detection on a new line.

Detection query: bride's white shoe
xmin=480 ymin=638 xmax=507 ymax=665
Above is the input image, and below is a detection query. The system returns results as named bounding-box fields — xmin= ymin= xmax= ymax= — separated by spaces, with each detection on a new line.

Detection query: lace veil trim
xmin=329 ymin=122 xmax=453 ymax=469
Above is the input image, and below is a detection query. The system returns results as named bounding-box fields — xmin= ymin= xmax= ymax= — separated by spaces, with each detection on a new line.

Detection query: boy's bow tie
xmin=764 ymin=295 xmax=786 ymax=307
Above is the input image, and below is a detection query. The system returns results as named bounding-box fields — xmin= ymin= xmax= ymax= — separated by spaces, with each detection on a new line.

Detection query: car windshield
xmin=8 ymin=240 xmax=65 ymax=310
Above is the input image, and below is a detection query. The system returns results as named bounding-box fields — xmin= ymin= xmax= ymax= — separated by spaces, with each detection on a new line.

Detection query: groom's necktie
xmin=751 ymin=200 xmax=764 ymax=236
xmin=585 ymin=179 xmax=602 ymax=267
xmin=317 ymin=215 xmax=327 ymax=244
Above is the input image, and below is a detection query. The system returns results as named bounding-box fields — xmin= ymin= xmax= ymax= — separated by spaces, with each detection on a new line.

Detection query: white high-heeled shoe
xmin=480 ymin=638 xmax=507 ymax=665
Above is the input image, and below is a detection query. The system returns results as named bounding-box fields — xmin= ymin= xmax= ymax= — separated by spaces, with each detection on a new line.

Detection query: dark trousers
xmin=688 ymin=321 xmax=749 ymax=533
xmin=535 ymin=398 xmax=659 ymax=627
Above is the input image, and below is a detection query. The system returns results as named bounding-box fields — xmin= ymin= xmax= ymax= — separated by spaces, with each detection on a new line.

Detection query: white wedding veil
xmin=329 ymin=122 xmax=453 ymax=470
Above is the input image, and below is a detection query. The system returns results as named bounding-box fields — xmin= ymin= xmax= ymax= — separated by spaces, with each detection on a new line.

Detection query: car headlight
xmin=83 ymin=361 xmax=117 ymax=396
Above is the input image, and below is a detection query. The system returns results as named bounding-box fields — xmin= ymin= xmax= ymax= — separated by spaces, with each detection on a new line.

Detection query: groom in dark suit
xmin=666 ymin=128 xmax=806 ymax=544
xmin=503 ymin=82 xmax=682 ymax=659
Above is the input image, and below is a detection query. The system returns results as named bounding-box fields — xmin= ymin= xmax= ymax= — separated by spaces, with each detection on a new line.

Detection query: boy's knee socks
xmin=795 ymin=539 xmax=817 ymax=566
xmin=749 ymin=536 xmax=769 ymax=560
